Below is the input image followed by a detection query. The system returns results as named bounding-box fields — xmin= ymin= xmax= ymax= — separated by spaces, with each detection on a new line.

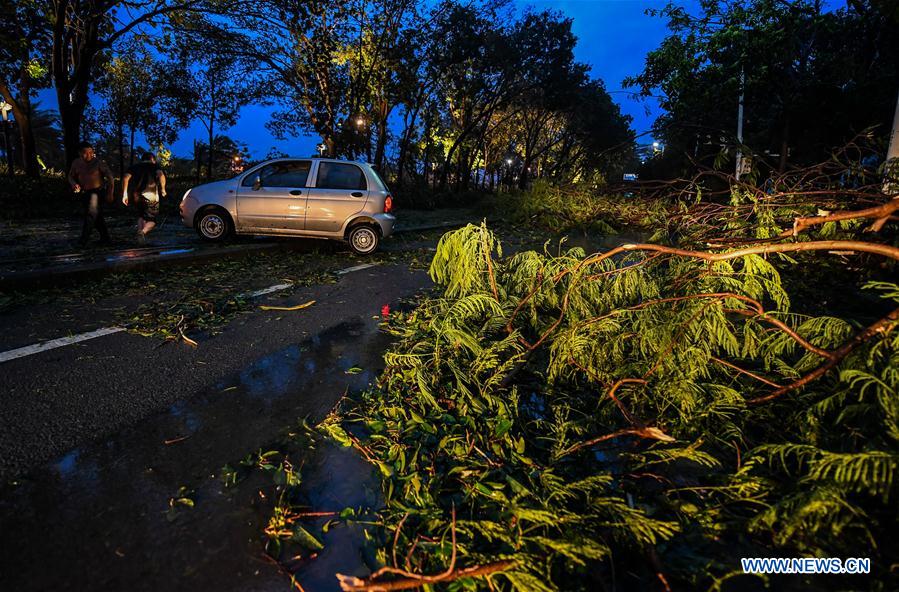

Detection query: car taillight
xmin=384 ymin=195 xmax=393 ymax=213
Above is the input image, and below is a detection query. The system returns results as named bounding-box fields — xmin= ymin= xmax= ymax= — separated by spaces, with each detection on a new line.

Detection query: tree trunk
xmin=439 ymin=137 xmax=463 ymax=191
xmin=396 ymin=108 xmax=415 ymax=187
xmin=18 ymin=117 xmax=39 ymax=176
xmin=397 ymin=87 xmax=426 ymax=188
xmin=117 ymin=121 xmax=125 ymax=179
xmin=0 ymin=84 xmax=40 ymax=177
xmin=194 ymin=140 xmax=201 ymax=185
xmin=207 ymin=122 xmax=215 ymax=181
xmin=453 ymin=148 xmax=468 ymax=192
xmin=59 ymin=102 xmax=85 ymax=168
xmin=129 ymin=127 xmax=135 ymax=167
xmin=3 ymin=76 xmax=41 ymax=176
xmin=778 ymin=118 xmax=790 ymax=172
xmin=421 ymin=114 xmax=433 ymax=190
xmin=207 ymin=77 xmax=216 ymax=180
xmin=53 ymin=1 xmax=100 ymax=167
xmin=439 ymin=121 xmax=483 ymax=190
xmin=518 ymin=156 xmax=531 ymax=190
xmin=374 ymin=106 xmax=390 ymax=172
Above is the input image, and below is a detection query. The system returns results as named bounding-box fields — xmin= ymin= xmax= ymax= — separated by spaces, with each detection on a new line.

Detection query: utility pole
xmin=885 ymin=88 xmax=899 ymax=195
xmin=735 ymin=67 xmax=745 ymax=181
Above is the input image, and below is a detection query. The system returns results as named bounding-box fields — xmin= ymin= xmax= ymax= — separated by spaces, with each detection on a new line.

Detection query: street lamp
xmin=0 ymin=100 xmax=13 ymax=177
xmin=504 ymin=158 xmax=514 ymax=188
xmin=356 ymin=117 xmax=365 ymax=128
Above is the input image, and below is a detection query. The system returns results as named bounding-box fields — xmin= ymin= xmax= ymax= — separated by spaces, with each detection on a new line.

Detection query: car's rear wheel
xmin=196 ymin=208 xmax=233 ymax=242
xmin=347 ymin=224 xmax=379 ymax=255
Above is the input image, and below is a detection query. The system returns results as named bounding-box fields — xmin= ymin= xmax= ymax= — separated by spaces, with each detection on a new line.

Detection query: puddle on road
xmin=280 ymin=440 xmax=382 ymax=590
xmin=0 ymin=318 xmax=391 ymax=592
xmin=104 ymin=247 xmax=196 ymax=263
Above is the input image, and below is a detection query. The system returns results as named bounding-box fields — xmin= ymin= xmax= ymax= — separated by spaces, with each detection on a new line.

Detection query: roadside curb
xmin=0 ymin=242 xmax=289 ymax=292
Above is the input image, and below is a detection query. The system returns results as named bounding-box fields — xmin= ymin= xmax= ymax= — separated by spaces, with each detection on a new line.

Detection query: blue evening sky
xmin=523 ymin=0 xmax=679 ymax=139
xmin=169 ymin=0 xmax=687 ymax=159
xmin=32 ymin=1 xmax=690 ymax=158
xmin=35 ymin=0 xmax=848 ymax=160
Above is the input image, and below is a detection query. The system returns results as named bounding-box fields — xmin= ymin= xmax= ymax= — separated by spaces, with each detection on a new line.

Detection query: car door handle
xmin=290 ymin=189 xmax=303 ymax=196
xmin=351 ymin=191 xmax=364 ymax=197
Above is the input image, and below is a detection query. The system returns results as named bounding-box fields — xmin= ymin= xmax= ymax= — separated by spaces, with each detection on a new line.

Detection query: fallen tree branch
xmin=788 ymin=197 xmax=899 ymax=236
xmin=556 ymin=426 xmax=675 ymax=460
xmin=337 ymin=505 xmax=517 ymax=591
xmin=748 ymin=306 xmax=899 ymax=404
xmin=710 ymin=355 xmax=783 ymax=388
xmin=723 ymin=308 xmax=834 ymax=360
xmin=508 ymin=240 xmax=898 ymax=355
xmin=568 ymin=360 xmax=643 ymax=425
xmin=336 ymin=560 xmax=517 ymax=591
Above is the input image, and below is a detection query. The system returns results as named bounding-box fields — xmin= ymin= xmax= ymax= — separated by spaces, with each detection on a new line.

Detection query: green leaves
xmin=430 ymin=222 xmax=503 ymax=299
xmin=291 ymin=525 xmax=324 ymax=552
xmin=329 ymin=222 xmax=899 ymax=589
xmin=166 ymin=485 xmax=195 ymax=522
xmin=319 ymin=417 xmax=353 ymax=448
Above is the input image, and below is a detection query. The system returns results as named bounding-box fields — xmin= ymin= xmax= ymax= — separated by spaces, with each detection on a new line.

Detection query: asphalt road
xmin=0 ymin=253 xmax=434 ymax=591
xmin=0 ymin=215 xmax=486 ymax=591
xmin=0 ymin=259 xmax=432 ymax=481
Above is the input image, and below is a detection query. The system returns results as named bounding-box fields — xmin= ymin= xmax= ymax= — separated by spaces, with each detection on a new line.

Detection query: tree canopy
xmin=626 ymin=0 xmax=899 ymax=177
xmin=0 ymin=0 xmax=635 ymax=189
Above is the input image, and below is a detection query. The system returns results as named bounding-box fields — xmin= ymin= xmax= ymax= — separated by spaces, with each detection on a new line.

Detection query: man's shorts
xmin=138 ymin=193 xmax=160 ymax=222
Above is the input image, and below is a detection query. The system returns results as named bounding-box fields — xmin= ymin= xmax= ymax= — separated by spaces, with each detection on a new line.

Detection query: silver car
xmin=180 ymin=158 xmax=395 ymax=254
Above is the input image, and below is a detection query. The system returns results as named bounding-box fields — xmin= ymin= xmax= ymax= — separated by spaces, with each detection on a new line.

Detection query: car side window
xmin=242 ymin=161 xmax=311 ymax=187
xmin=316 ymin=162 xmax=367 ymax=191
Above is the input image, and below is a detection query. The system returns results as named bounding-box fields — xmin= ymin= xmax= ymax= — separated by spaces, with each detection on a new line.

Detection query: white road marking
xmin=1 ymin=264 xmax=382 ymax=364
xmin=336 ymin=263 xmax=379 ymax=275
xmin=243 ymin=283 xmax=294 ymax=298
xmin=0 ymin=327 xmax=126 ymax=364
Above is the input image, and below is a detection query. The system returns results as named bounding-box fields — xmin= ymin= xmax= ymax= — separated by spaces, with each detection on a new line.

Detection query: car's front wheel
xmin=347 ymin=224 xmax=379 ymax=255
xmin=196 ymin=208 xmax=233 ymax=242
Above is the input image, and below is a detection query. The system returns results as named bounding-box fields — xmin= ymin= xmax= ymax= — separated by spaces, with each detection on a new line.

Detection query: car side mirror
xmin=253 ymin=176 xmax=262 ymax=191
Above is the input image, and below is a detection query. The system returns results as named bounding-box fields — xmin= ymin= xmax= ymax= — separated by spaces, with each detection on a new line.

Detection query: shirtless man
xmin=68 ymin=142 xmax=115 ymax=246
xmin=122 ymin=151 xmax=167 ymax=243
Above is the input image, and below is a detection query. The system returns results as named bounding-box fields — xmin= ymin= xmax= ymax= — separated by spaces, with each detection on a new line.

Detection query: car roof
xmin=264 ymin=157 xmax=371 ymax=167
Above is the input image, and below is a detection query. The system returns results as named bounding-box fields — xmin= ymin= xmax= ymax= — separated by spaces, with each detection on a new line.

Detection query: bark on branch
xmin=747 ymin=306 xmax=899 ymax=404
xmin=337 ymin=506 xmax=517 ymax=591
xmin=556 ymin=426 xmax=675 ymax=459
xmin=337 ymin=560 xmax=517 ymax=591
xmin=787 ymin=198 xmax=899 ymax=236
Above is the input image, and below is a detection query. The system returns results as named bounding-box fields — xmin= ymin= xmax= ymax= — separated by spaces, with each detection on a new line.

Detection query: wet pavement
xmin=0 ymin=260 xmax=429 ymax=477
xmin=0 ymin=208 xmax=486 ymax=290
xmin=0 ymin=320 xmax=388 ymax=592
